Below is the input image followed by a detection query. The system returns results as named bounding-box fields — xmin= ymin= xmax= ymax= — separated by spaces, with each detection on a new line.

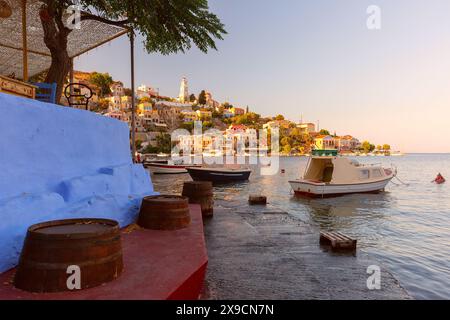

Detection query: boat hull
xmin=187 ymin=168 xmax=251 ymax=183
xmin=289 ymin=177 xmax=393 ymax=197
xmin=145 ymin=163 xmax=200 ymax=174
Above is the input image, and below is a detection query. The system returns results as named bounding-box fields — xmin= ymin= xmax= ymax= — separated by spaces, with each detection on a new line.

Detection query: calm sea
xmin=150 ymin=154 xmax=450 ymax=300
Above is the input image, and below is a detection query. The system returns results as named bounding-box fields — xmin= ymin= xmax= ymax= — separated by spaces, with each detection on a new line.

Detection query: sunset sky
xmin=76 ymin=0 xmax=450 ymax=153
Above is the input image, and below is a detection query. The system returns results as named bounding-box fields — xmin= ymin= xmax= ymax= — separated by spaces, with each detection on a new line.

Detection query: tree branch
xmin=80 ymin=12 xmax=129 ymax=27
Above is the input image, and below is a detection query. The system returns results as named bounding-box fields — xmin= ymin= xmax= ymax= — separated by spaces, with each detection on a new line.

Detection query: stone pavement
xmin=201 ymin=202 xmax=410 ymax=300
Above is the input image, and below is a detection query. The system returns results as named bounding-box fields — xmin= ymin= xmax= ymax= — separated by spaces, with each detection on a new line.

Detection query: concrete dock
xmin=201 ymin=200 xmax=410 ymax=300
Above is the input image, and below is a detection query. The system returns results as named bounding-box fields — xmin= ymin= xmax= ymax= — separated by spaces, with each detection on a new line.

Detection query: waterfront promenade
xmin=201 ymin=200 xmax=410 ymax=300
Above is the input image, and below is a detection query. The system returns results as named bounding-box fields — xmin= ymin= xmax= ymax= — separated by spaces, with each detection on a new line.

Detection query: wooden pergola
xmin=0 ymin=0 xmax=128 ymax=80
xmin=0 ymin=0 xmax=138 ymax=161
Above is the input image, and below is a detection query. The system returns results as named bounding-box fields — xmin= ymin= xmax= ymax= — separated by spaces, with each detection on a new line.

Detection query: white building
xmin=137 ymin=84 xmax=158 ymax=99
xmin=178 ymin=77 xmax=189 ymax=103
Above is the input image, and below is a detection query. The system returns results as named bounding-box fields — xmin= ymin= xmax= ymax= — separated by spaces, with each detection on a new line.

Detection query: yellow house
xmin=137 ymin=102 xmax=153 ymax=115
xmin=196 ymin=109 xmax=212 ymax=119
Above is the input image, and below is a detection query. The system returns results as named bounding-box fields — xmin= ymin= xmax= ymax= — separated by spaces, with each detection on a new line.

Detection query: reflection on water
xmin=150 ymin=154 xmax=450 ymax=300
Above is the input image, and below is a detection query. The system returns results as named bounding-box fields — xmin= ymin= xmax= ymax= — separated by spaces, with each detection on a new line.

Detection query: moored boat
xmin=289 ymin=149 xmax=396 ymax=197
xmin=144 ymin=159 xmax=200 ymax=174
xmin=187 ymin=167 xmax=252 ymax=183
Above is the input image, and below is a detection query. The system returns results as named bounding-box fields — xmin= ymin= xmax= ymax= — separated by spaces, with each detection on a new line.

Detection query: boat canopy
xmin=304 ymin=157 xmax=373 ymax=184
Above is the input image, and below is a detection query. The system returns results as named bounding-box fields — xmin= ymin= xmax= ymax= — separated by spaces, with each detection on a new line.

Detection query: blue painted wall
xmin=0 ymin=93 xmax=156 ymax=273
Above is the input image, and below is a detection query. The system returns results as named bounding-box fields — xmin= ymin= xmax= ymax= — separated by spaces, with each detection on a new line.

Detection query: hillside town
xmin=69 ymin=71 xmax=393 ymax=156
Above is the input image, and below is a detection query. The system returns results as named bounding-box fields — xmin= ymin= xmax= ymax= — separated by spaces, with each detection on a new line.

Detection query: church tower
xmin=178 ymin=77 xmax=189 ymax=103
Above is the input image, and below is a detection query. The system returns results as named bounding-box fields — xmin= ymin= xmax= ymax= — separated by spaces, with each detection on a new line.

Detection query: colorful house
xmin=314 ymin=135 xmax=335 ymax=150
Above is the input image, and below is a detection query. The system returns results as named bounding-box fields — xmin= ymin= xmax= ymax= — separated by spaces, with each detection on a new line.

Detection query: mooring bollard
xmin=138 ymin=195 xmax=191 ymax=230
xmin=13 ymin=218 xmax=123 ymax=293
xmin=182 ymin=181 xmax=214 ymax=218
xmin=249 ymin=195 xmax=267 ymax=205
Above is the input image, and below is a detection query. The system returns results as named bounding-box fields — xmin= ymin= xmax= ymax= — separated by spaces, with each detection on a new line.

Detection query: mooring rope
xmin=392 ymin=175 xmax=409 ymax=186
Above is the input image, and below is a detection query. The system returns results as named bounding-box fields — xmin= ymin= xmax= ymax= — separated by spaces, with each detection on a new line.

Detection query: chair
xmin=64 ymin=83 xmax=93 ymax=110
xmin=32 ymin=82 xmax=57 ymax=104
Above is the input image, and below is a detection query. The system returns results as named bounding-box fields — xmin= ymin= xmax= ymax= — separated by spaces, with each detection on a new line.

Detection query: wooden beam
xmin=0 ymin=43 xmax=51 ymax=57
xmin=22 ymin=0 xmax=28 ymax=81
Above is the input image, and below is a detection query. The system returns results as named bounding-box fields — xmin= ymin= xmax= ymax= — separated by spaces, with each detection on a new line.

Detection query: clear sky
xmin=75 ymin=0 xmax=450 ymax=153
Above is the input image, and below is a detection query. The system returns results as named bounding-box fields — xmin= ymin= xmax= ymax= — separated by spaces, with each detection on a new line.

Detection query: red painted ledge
xmin=0 ymin=204 xmax=207 ymax=300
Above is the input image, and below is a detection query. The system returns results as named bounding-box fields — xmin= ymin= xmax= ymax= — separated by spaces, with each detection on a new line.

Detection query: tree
xmin=222 ymin=102 xmax=233 ymax=109
xmin=233 ymin=112 xmax=261 ymax=126
xmin=274 ymin=114 xmax=285 ymax=121
xmin=38 ymin=0 xmax=226 ymax=102
xmin=282 ymin=144 xmax=292 ymax=155
xmin=319 ymin=129 xmax=330 ymax=135
xmin=361 ymin=141 xmax=375 ymax=153
xmin=89 ymin=72 xmax=113 ymax=98
xmin=156 ymin=132 xmax=171 ymax=153
xmin=189 ymin=94 xmax=196 ymax=102
xmin=382 ymin=144 xmax=391 ymax=151
xmin=91 ymin=98 xmax=109 ymax=113
xmin=280 ymin=136 xmax=291 ymax=147
xmin=198 ymin=90 xmax=207 ymax=105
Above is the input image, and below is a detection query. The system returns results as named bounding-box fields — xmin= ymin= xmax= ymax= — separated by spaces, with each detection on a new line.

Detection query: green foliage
xmin=135 ymin=140 xmax=143 ymax=150
xmin=202 ymin=121 xmax=213 ymax=129
xmin=39 ymin=0 xmax=226 ymax=102
xmin=282 ymin=144 xmax=292 ymax=154
xmin=274 ymin=114 xmax=285 ymax=121
xmin=198 ymin=90 xmax=207 ymax=105
xmin=73 ymin=0 xmax=227 ymax=54
xmin=280 ymin=136 xmax=291 ymax=147
xmin=232 ymin=112 xmax=261 ymax=125
xmin=90 ymin=98 xmax=109 ymax=113
xmin=383 ymin=144 xmax=391 ymax=151
xmin=222 ymin=102 xmax=233 ymax=109
xmin=180 ymin=122 xmax=195 ymax=132
xmin=189 ymin=94 xmax=197 ymax=102
xmin=89 ymin=72 xmax=113 ymax=97
xmin=319 ymin=129 xmax=330 ymax=136
xmin=156 ymin=132 xmax=172 ymax=153
xmin=142 ymin=145 xmax=159 ymax=154
xmin=361 ymin=141 xmax=376 ymax=153
xmin=212 ymin=110 xmax=222 ymax=118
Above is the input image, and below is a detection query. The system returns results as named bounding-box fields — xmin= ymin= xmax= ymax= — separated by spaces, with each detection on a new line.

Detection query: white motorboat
xmin=144 ymin=159 xmax=200 ymax=174
xmin=289 ymin=150 xmax=396 ymax=197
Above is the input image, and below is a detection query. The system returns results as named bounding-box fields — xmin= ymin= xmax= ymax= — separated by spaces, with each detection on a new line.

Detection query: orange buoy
xmin=434 ymin=173 xmax=446 ymax=184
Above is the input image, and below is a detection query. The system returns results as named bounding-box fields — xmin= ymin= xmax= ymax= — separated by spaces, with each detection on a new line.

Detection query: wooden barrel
xmin=249 ymin=195 xmax=267 ymax=205
xmin=137 ymin=195 xmax=191 ymax=230
xmin=13 ymin=218 xmax=123 ymax=293
xmin=182 ymin=181 xmax=214 ymax=218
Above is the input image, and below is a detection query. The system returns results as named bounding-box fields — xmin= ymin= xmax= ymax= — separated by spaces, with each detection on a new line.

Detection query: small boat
xmin=144 ymin=159 xmax=200 ymax=174
xmin=186 ymin=167 xmax=252 ymax=183
xmin=289 ymin=149 xmax=396 ymax=197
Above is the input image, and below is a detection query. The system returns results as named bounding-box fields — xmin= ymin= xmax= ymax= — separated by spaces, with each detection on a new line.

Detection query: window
xmin=372 ymin=169 xmax=382 ymax=178
xmin=360 ymin=169 xmax=370 ymax=180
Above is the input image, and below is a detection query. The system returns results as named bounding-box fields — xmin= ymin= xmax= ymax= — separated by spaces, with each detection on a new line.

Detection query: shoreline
xmin=201 ymin=200 xmax=410 ymax=300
